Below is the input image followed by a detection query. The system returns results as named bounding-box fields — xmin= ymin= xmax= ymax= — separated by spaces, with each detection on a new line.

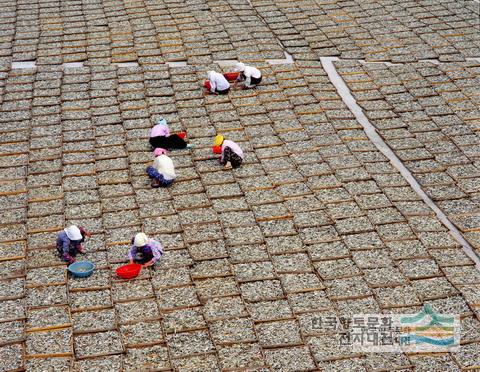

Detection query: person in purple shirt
xmin=214 ymin=134 xmax=244 ymax=168
xmin=56 ymin=225 xmax=91 ymax=264
xmin=128 ymin=233 xmax=164 ymax=267
xmin=149 ymin=118 xmax=191 ymax=150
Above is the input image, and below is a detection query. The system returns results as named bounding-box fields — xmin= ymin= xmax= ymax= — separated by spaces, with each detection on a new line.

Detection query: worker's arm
xmin=128 ymin=246 xmax=136 ymax=264
xmin=79 ymin=227 xmax=92 ymax=238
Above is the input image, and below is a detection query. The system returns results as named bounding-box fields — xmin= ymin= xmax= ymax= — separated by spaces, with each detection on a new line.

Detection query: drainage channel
xmin=320 ymin=56 xmax=480 ymax=271
xmin=213 ymin=52 xmax=294 ymax=67
xmin=10 ymin=55 xmax=295 ymax=70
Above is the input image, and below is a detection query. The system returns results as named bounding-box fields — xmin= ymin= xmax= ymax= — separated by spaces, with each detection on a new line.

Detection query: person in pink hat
xmin=149 ymin=118 xmax=193 ymax=150
xmin=146 ymin=148 xmax=177 ymax=188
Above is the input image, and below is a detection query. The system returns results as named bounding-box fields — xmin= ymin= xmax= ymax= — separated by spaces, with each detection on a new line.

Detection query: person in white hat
xmin=146 ymin=151 xmax=177 ymax=188
xmin=206 ymin=70 xmax=230 ymax=95
xmin=128 ymin=232 xmax=164 ymax=267
xmin=234 ymin=62 xmax=262 ymax=89
xmin=56 ymin=225 xmax=91 ymax=264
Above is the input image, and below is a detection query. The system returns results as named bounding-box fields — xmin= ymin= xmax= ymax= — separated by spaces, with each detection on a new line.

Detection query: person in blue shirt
xmin=56 ymin=225 xmax=91 ymax=264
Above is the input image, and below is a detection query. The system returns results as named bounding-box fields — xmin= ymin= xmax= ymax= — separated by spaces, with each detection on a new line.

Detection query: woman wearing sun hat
xmin=128 ymin=233 xmax=164 ymax=267
xmin=234 ymin=62 xmax=262 ymax=89
xmin=205 ymin=70 xmax=230 ymax=95
xmin=56 ymin=225 xmax=91 ymax=264
xmin=149 ymin=118 xmax=192 ymax=150
xmin=214 ymin=134 xmax=244 ymax=168
xmin=145 ymin=148 xmax=177 ymax=188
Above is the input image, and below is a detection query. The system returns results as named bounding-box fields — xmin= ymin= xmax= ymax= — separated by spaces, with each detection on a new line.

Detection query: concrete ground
xmin=1 ymin=0 xmax=480 ymax=370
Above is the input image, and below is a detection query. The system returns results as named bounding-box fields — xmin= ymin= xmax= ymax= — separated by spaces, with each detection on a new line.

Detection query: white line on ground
xmin=166 ymin=61 xmax=188 ymax=67
xmin=11 ymin=61 xmax=36 ymax=69
xmin=114 ymin=62 xmax=139 ymax=67
xmin=359 ymin=59 xmax=401 ymax=66
xmin=418 ymin=59 xmax=441 ymax=65
xmin=320 ymin=56 xmax=480 ymax=270
xmin=63 ymin=62 xmax=84 ymax=68
xmin=266 ymin=51 xmax=294 ymax=65
xmin=213 ymin=60 xmax=239 ymax=67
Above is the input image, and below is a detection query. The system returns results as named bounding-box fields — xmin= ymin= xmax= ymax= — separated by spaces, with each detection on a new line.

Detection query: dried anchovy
xmin=73 ymin=355 xmax=123 ymax=371
xmin=26 ymin=328 xmax=72 ymax=356
xmin=0 ymin=344 xmax=23 ymax=371
xmin=112 ymin=279 xmax=154 ymax=302
xmin=0 ymin=321 xmax=24 ymax=343
xmin=115 ymin=299 xmax=160 ymax=324
xmin=69 ymin=290 xmax=112 ymax=310
xmin=0 ymin=278 xmax=24 ymax=299
xmin=26 ymin=307 xmax=70 ymax=330
xmin=25 ymin=357 xmax=72 ymax=371
xmin=74 ymin=331 xmax=123 ymax=358
xmin=68 ymin=269 xmax=110 ymax=290
xmin=26 ymin=285 xmax=67 ymax=308
xmin=166 ymin=331 xmax=215 ymax=358
xmin=256 ymin=320 xmax=302 ymax=346
xmin=0 ymin=243 xmax=25 ymax=261
xmin=264 ymin=346 xmax=315 ymax=371
xmin=218 ymin=343 xmax=264 ymax=370
xmin=72 ymin=309 xmax=116 ymax=332
xmin=123 ymin=345 xmax=170 ymax=371
xmin=26 ymin=267 xmax=66 ymax=286
xmin=172 ymin=353 xmax=219 ymax=371
xmin=120 ymin=321 xmax=164 ymax=346
xmin=0 ymin=298 xmax=25 ymax=321
xmin=162 ymin=308 xmax=206 ymax=333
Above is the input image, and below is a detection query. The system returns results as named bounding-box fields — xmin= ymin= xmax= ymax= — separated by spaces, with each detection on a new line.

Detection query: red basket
xmin=203 ymin=80 xmax=211 ymax=90
xmin=116 ymin=263 xmax=142 ymax=279
xmin=212 ymin=145 xmax=222 ymax=154
xmin=223 ymin=72 xmax=239 ymax=82
xmin=176 ymin=131 xmax=186 ymax=139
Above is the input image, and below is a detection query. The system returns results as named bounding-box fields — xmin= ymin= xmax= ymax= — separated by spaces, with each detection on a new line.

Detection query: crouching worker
xmin=214 ymin=134 xmax=244 ymax=168
xmin=205 ymin=71 xmax=230 ymax=95
xmin=56 ymin=225 xmax=91 ymax=264
xmin=235 ymin=62 xmax=262 ymax=89
xmin=128 ymin=233 xmax=163 ymax=267
xmin=146 ymin=148 xmax=177 ymax=188
xmin=149 ymin=118 xmax=191 ymax=150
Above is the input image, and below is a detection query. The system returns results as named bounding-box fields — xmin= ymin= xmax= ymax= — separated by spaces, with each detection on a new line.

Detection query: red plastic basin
xmin=203 ymin=80 xmax=211 ymax=90
xmin=116 ymin=263 xmax=142 ymax=279
xmin=223 ymin=72 xmax=239 ymax=82
xmin=176 ymin=131 xmax=186 ymax=139
xmin=212 ymin=145 xmax=222 ymax=154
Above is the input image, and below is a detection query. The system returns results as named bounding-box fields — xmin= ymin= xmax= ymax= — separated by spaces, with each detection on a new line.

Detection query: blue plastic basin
xmin=68 ymin=261 xmax=95 ymax=278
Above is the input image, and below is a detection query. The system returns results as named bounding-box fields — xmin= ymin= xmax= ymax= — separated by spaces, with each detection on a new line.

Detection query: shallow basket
xmin=116 ymin=263 xmax=142 ymax=279
xmin=223 ymin=72 xmax=240 ymax=81
xmin=68 ymin=261 xmax=95 ymax=278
